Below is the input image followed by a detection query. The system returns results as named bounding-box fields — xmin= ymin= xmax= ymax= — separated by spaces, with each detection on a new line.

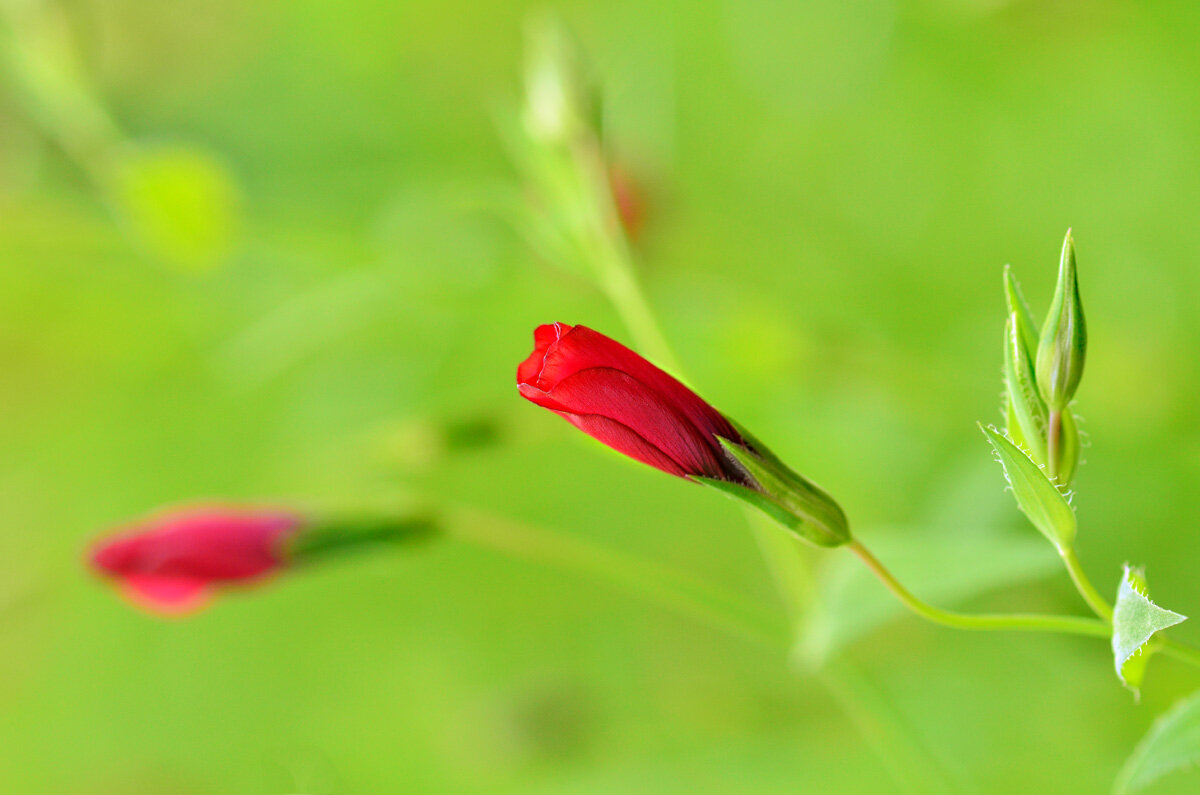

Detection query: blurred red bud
xmin=88 ymin=506 xmax=301 ymax=615
xmin=608 ymin=163 xmax=646 ymax=241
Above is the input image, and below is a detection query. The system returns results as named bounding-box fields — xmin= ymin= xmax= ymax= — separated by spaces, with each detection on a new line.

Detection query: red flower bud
xmin=518 ymin=323 xmax=851 ymax=547
xmin=88 ymin=506 xmax=301 ymax=615
xmin=517 ymin=323 xmax=755 ymax=485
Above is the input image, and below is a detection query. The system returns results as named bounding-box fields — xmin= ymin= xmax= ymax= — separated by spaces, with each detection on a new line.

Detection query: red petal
xmin=120 ymin=575 xmax=213 ymax=616
xmin=525 ymin=325 xmax=741 ymax=447
xmin=516 ymin=322 xmax=573 ymax=387
xmin=563 ymin=412 xmax=690 ymax=477
xmin=521 ymin=367 xmax=728 ymax=479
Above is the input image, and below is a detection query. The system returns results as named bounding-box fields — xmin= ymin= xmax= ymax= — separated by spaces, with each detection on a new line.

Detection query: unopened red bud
xmin=88 ymin=506 xmax=300 ymax=615
xmin=517 ymin=323 xmax=849 ymax=546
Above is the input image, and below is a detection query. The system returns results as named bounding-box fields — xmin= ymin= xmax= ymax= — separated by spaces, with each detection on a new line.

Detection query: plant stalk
xmin=848 ymin=539 xmax=1110 ymax=637
xmin=1058 ymin=544 xmax=1114 ymax=622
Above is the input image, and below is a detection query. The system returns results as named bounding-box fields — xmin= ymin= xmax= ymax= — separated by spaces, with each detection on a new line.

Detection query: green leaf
xmin=1114 ymin=689 xmax=1200 ymax=794
xmin=979 ymin=423 xmax=1076 ymax=549
xmin=797 ymin=523 xmax=1062 ymax=667
xmin=1112 ymin=564 xmax=1186 ymax=695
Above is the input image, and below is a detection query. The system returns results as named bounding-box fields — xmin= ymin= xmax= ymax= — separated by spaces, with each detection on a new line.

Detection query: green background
xmin=3 ymin=0 xmax=1200 ymax=792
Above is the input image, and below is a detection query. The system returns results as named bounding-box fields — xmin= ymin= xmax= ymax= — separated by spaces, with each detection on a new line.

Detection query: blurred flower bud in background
xmin=89 ymin=503 xmax=435 ymax=615
xmin=521 ymin=14 xmax=598 ymax=146
xmin=89 ymin=506 xmax=301 ymax=615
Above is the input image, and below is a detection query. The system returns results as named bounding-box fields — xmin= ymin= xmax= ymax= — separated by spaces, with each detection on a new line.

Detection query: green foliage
xmin=106 ymin=142 xmax=240 ymax=272
xmin=1111 ymin=565 xmax=1186 ymax=695
xmin=1115 ymin=689 xmax=1200 ymax=794
xmin=5 ymin=0 xmax=1200 ymax=792
xmin=979 ymin=424 xmax=1076 ymax=549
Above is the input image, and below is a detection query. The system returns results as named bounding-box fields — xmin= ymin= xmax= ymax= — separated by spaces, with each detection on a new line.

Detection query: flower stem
xmin=446 ymin=507 xmax=787 ymax=650
xmin=847 ymin=539 xmax=1110 ymax=638
xmin=1057 ymin=544 xmax=1114 ymax=622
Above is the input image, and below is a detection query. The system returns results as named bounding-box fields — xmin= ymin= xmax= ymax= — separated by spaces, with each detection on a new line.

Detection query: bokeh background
xmin=4 ymin=0 xmax=1200 ymax=792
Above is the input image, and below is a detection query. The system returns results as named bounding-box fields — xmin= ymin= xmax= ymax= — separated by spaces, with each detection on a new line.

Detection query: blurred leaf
xmin=979 ymin=424 xmax=1075 ymax=549
xmin=1115 ymin=689 xmax=1200 ymax=794
xmin=1112 ymin=565 xmax=1185 ymax=695
xmin=797 ymin=523 xmax=1061 ymax=666
xmin=106 ymin=141 xmax=240 ymax=272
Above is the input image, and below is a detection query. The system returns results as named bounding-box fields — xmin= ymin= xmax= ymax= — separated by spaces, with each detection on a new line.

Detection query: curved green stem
xmin=848 ymin=539 xmax=1110 ymax=638
xmin=1058 ymin=545 xmax=1114 ymax=622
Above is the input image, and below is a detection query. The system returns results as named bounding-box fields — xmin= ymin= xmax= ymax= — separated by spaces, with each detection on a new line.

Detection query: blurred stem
xmin=573 ymin=139 xmax=683 ymax=375
xmin=848 ymin=539 xmax=1109 ymax=638
xmin=1160 ymin=639 xmax=1200 ymax=668
xmin=0 ymin=0 xmax=121 ymax=182
xmin=565 ymin=142 xmax=961 ymax=793
xmin=817 ymin=666 xmax=958 ymax=795
xmin=1057 ymin=544 xmax=1113 ymax=622
xmin=446 ymin=507 xmax=786 ymax=650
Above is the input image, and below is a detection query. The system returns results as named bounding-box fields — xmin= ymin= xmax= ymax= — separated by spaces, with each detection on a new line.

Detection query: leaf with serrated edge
xmin=1114 ymin=689 xmax=1200 ymax=794
xmin=979 ymin=423 xmax=1075 ymax=548
xmin=1112 ymin=564 xmax=1185 ymax=695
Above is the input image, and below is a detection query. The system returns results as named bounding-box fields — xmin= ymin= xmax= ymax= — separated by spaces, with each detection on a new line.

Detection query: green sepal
xmin=1057 ymin=408 xmax=1080 ymax=486
xmin=979 ymin=423 xmax=1076 ymax=549
xmin=1003 ymin=264 xmax=1040 ymax=358
xmin=1036 ymin=230 xmax=1087 ymax=411
xmin=1004 ymin=312 xmax=1049 ymax=465
xmin=695 ymin=476 xmax=839 ymax=546
xmin=1112 ymin=565 xmax=1186 ymax=697
xmin=699 ymin=421 xmax=849 ymax=548
xmin=285 ymin=512 xmax=437 ymax=565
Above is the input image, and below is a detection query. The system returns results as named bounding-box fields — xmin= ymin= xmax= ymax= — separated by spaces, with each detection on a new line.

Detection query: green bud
xmin=521 ymin=15 xmax=599 ymax=145
xmin=285 ymin=511 xmax=437 ymax=564
xmin=697 ymin=421 xmax=850 ymax=548
xmin=1036 ymin=230 xmax=1087 ymax=411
